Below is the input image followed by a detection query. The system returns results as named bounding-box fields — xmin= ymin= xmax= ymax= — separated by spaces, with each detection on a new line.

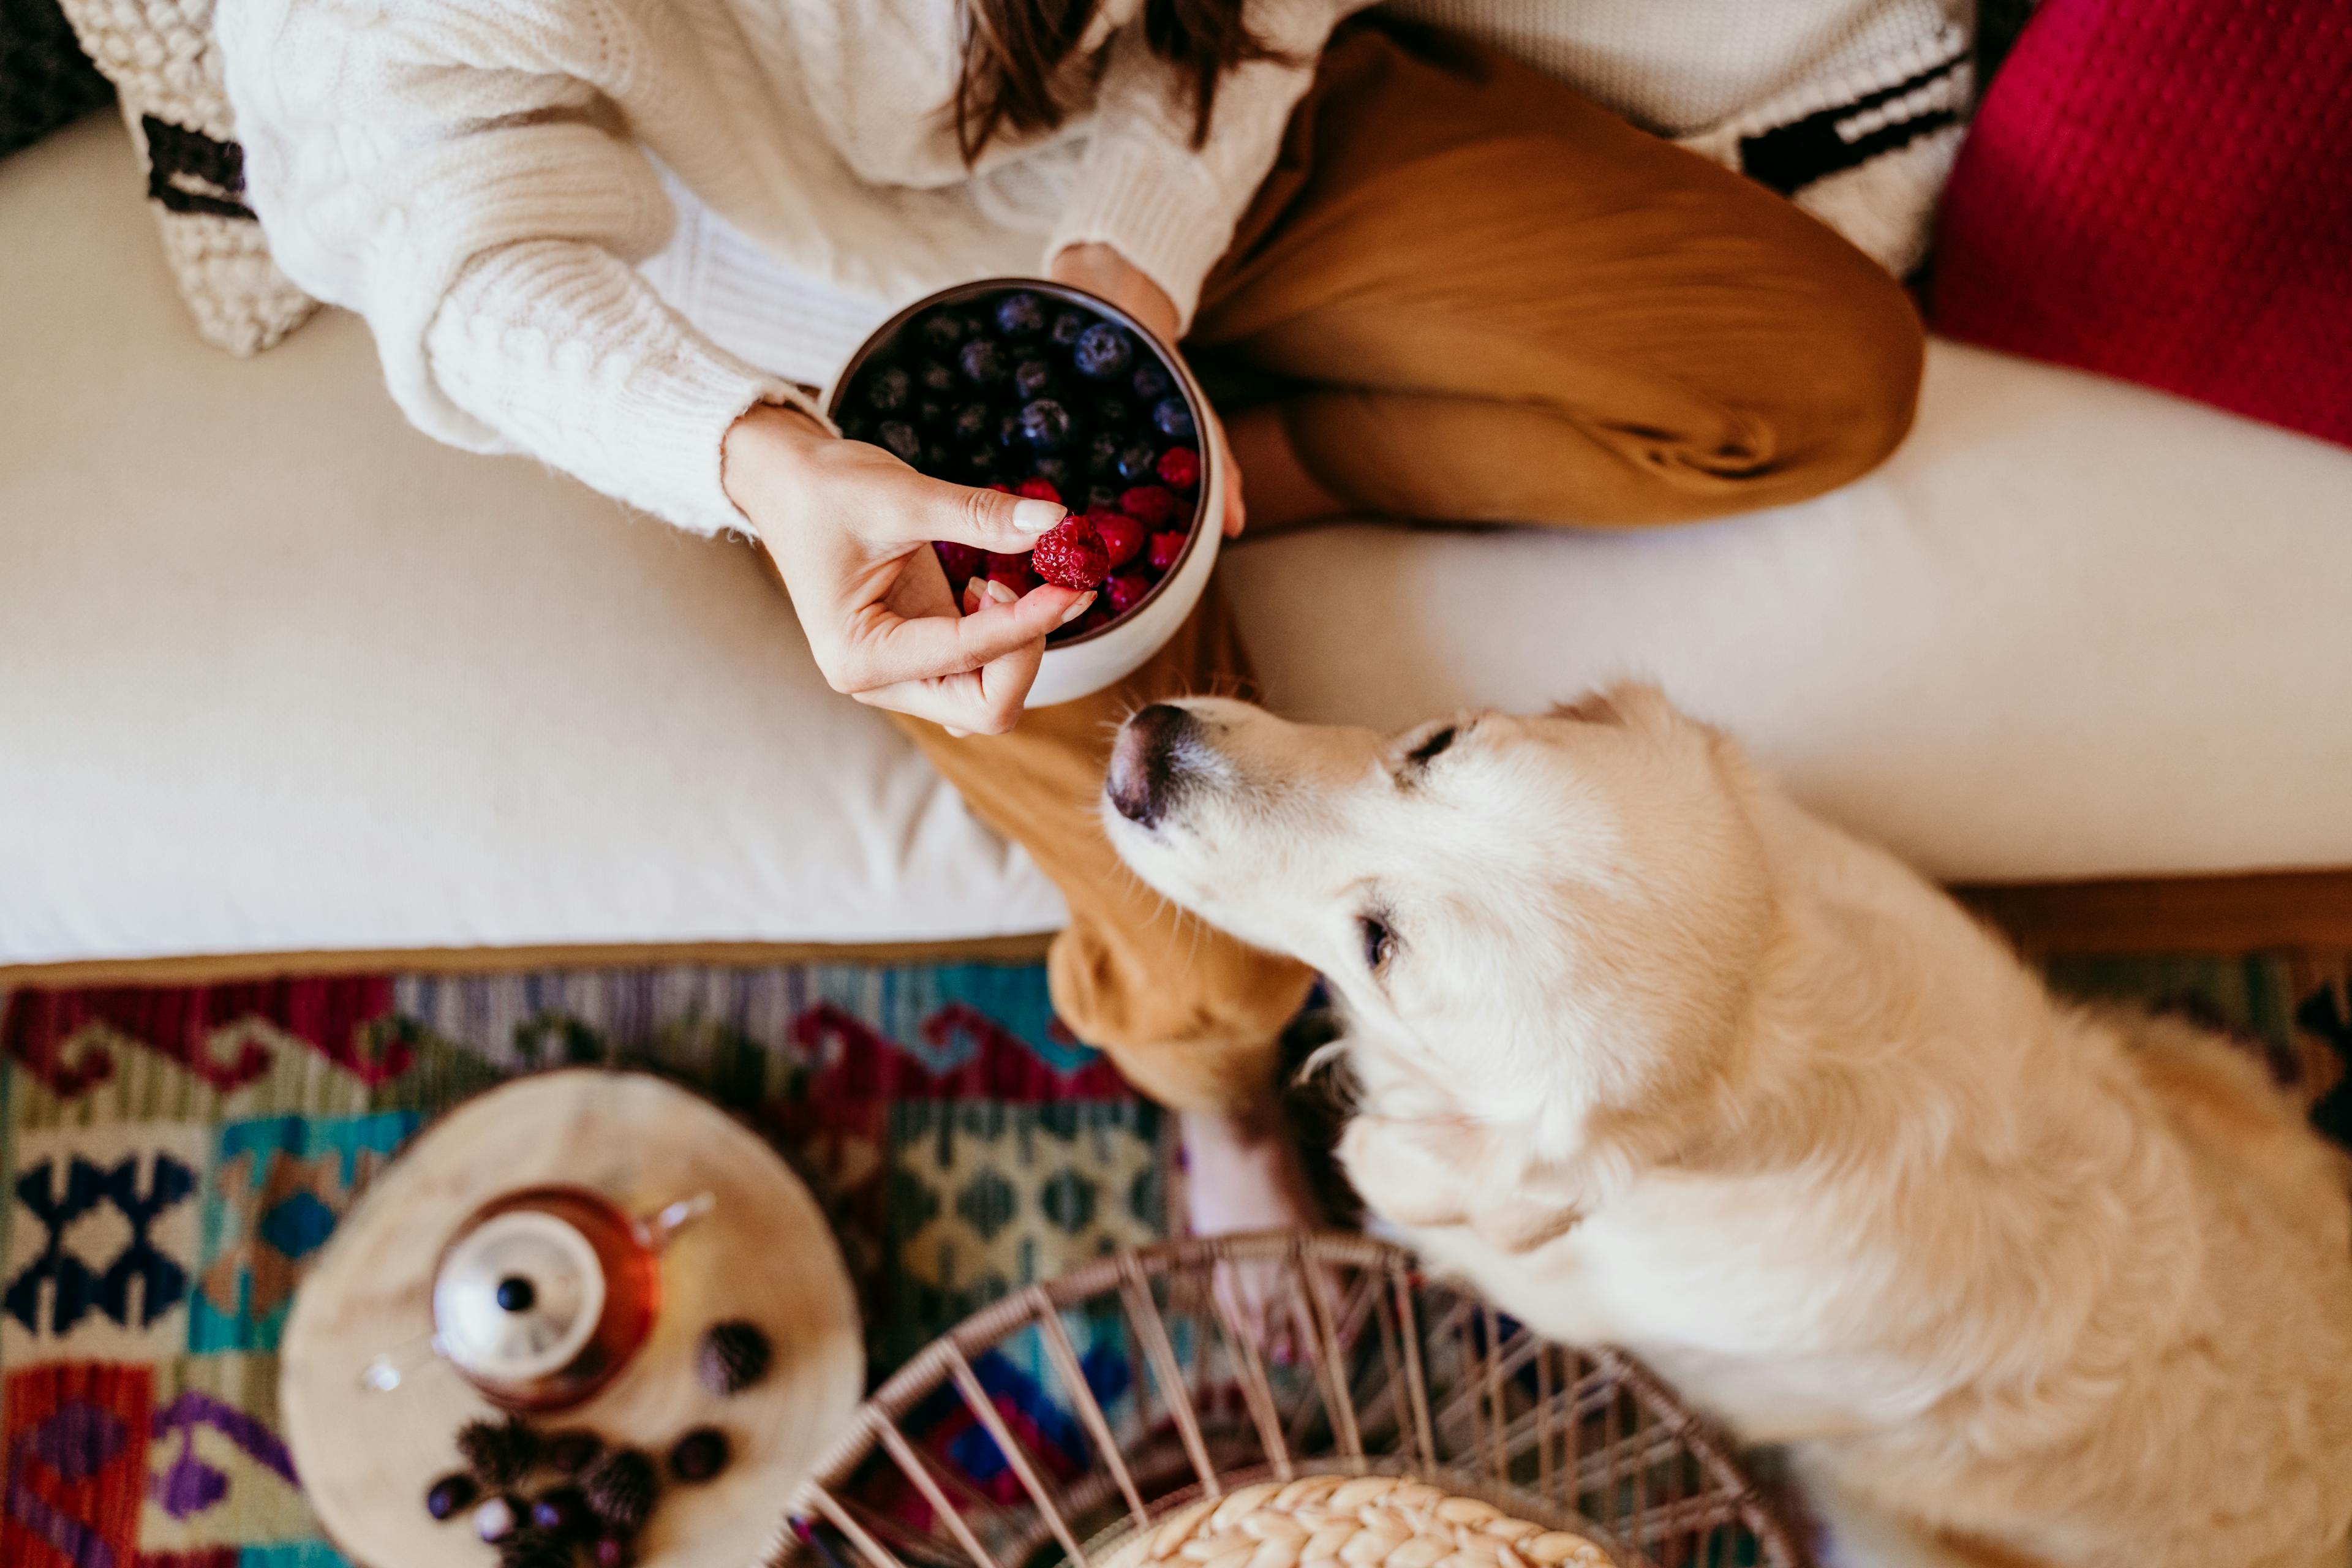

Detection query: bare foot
xmin=1221 ymin=406 xmax=1354 ymax=537
xmin=1179 ymin=1101 xmax=1322 ymax=1238
xmin=1181 ymin=1102 xmax=1327 ymax=1356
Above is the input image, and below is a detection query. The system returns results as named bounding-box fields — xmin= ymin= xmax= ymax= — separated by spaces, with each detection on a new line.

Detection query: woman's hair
xmin=956 ymin=0 xmax=1287 ymax=163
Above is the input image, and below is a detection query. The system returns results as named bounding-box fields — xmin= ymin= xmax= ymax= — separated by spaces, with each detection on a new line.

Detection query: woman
xmin=219 ymin=0 xmax=1923 ymax=1235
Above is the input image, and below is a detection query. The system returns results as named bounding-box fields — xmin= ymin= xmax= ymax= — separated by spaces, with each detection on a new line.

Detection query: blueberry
xmin=1073 ymin=323 xmax=1133 ymax=379
xmin=1085 ymin=431 xmax=1122 ymax=475
xmin=917 ymin=398 xmax=945 ymax=428
xmin=669 ymin=1428 xmax=731 ymax=1485
xmin=1085 ymin=484 xmax=1121 ymax=513
xmin=876 ymin=421 xmax=921 ymax=463
xmin=995 ymin=292 xmax=1047 ymax=336
xmin=838 ymin=413 xmax=874 ymax=443
xmin=918 ymin=360 xmax=956 ymax=394
xmin=531 ymin=1488 xmax=590 ymax=1539
xmin=1132 ymin=361 xmax=1172 ymax=401
xmin=1030 ymin=454 xmax=1074 ymax=491
xmin=965 ymin=444 xmax=1000 ymax=478
xmin=959 ymin=338 xmax=1006 ymax=386
xmin=426 ymin=1473 xmax=478 ymax=1521
xmin=864 ymin=364 xmax=911 ymax=412
xmin=957 ymin=312 xmax=990 ymax=342
xmin=1019 ymin=398 xmax=1074 ymax=451
xmin=951 ymin=403 xmax=991 ymax=440
xmin=1013 ymin=357 xmax=1056 ymax=401
xmin=1113 ymin=440 xmax=1159 ymax=482
xmin=923 ymin=442 xmax=953 ymax=473
xmin=1094 ymin=396 xmax=1132 ymax=431
xmin=918 ymin=313 xmax=965 ymax=353
xmin=1152 ymin=396 xmax=1196 ymax=441
xmin=1049 ymin=310 xmax=1088 ymax=346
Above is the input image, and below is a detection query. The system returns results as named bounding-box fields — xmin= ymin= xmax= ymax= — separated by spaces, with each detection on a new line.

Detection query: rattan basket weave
xmin=774 ymin=1234 xmax=1806 ymax=1568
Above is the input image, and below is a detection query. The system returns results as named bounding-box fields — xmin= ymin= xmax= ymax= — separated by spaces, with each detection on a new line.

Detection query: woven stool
xmin=1101 ymin=1476 xmax=1616 ymax=1568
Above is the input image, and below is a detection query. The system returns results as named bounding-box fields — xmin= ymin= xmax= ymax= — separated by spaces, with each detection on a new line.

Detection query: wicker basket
xmin=775 ymin=1234 xmax=1806 ymax=1568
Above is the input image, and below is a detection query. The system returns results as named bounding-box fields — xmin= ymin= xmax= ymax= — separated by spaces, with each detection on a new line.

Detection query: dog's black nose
xmin=1106 ymin=703 xmax=1196 ymax=827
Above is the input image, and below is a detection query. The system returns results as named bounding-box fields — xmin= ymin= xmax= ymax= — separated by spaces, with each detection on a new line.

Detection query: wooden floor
xmin=4 ymin=870 xmax=2349 ymax=987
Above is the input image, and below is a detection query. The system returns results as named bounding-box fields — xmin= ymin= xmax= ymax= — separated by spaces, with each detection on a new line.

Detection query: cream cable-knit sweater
xmin=217 ymin=0 xmax=1367 ymax=537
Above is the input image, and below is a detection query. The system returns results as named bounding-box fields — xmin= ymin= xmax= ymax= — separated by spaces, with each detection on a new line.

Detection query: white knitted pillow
xmin=54 ymin=0 xmax=315 ymax=353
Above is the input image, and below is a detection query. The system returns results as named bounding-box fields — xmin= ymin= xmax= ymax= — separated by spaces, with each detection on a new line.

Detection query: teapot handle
xmin=636 ymin=1189 xmax=715 ymax=1251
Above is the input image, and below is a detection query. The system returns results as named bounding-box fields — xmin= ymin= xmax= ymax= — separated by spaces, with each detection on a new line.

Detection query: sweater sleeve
xmin=1047 ymin=0 xmax=1372 ymax=332
xmin=216 ymin=0 xmax=816 ymax=538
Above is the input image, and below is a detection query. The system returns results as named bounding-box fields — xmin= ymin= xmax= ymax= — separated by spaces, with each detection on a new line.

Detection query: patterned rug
xmin=2 ymin=949 xmax=2347 ymax=1568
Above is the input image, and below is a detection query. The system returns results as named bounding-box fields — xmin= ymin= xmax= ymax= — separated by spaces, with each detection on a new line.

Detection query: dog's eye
xmin=1405 ymin=726 xmax=1456 ymax=766
xmin=1359 ymin=914 xmax=1395 ymax=971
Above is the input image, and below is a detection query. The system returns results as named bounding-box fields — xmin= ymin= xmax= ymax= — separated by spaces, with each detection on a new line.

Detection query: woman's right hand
xmin=723 ymin=404 xmax=1093 ymax=734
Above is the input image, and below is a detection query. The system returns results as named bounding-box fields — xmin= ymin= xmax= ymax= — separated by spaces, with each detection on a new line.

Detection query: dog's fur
xmin=1102 ymin=686 xmax=2352 ymax=1568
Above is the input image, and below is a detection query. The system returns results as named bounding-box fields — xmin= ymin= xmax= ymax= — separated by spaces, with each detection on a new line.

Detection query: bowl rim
xmin=824 ymin=277 xmax=1213 ymax=651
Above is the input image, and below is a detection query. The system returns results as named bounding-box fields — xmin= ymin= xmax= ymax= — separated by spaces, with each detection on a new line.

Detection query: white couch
xmin=5 ymin=114 xmax=2350 ymax=971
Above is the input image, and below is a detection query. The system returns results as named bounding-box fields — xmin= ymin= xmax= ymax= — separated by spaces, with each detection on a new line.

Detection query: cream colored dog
xmin=1101 ymin=686 xmax=2352 ymax=1568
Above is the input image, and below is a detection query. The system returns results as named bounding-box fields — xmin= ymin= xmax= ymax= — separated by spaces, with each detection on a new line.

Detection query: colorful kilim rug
xmin=2 ymin=950 xmax=2347 ymax=1568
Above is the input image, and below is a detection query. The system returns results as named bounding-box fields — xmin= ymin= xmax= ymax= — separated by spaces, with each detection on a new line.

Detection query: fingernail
xmin=962 ymin=578 xmax=984 ymax=614
xmin=1057 ymin=591 xmax=1096 ymax=626
xmin=1011 ymin=499 xmax=1065 ymax=534
xmin=944 ymin=726 xmax=971 ymax=739
xmin=984 ymin=578 xmax=1019 ymax=606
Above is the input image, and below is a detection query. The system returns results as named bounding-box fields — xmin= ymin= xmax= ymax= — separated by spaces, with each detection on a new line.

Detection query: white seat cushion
xmin=4 ymin=115 xmax=2350 ymax=968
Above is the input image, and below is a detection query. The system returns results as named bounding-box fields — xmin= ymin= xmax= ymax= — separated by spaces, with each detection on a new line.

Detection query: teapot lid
xmin=432 ymin=1208 xmax=606 ymax=1384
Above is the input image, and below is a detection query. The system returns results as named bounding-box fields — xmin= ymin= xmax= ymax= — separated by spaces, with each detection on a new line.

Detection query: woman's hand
xmin=725 ymin=404 xmax=1093 ymax=735
xmin=1049 ymin=244 xmax=1246 ymax=539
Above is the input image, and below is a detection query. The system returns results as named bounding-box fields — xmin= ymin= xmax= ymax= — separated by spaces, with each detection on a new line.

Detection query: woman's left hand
xmin=1049 ymin=243 xmax=1246 ymax=539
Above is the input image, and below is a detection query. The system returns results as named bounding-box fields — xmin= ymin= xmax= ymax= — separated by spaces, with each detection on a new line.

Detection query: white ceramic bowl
xmin=824 ymin=279 xmax=1221 ymax=709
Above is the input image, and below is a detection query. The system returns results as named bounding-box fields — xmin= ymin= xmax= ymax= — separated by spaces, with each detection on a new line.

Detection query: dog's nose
xmin=1106 ymin=703 xmax=1196 ymax=827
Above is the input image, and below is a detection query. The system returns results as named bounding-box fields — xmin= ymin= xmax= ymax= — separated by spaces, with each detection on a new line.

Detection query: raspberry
xmin=1156 ymin=447 xmax=1200 ymax=489
xmin=1063 ymin=604 xmax=1114 ymax=637
xmin=1148 ymin=530 xmax=1187 ymax=571
xmin=1093 ymin=513 xmax=1144 ymax=567
xmin=933 ymin=542 xmax=984 ymax=585
xmin=1017 ymin=478 xmax=1061 ymax=505
xmin=1105 ymin=570 xmax=1152 ymax=614
xmin=987 ymin=482 xmax=1016 ymax=494
xmin=1120 ymin=486 xmax=1178 ymax=527
xmin=987 ymin=567 xmax=1038 ymax=597
xmin=1030 ymin=518 xmax=1112 ymax=589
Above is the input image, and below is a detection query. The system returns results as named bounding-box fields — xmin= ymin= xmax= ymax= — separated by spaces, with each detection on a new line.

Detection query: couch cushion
xmin=6 ymin=114 xmax=2351 ymax=968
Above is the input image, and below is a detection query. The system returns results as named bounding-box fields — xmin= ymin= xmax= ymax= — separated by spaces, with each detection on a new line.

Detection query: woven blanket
xmin=3 ymin=951 xmax=2348 ymax=1567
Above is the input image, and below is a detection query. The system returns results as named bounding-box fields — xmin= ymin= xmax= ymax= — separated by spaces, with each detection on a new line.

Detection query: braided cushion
xmin=1101 ymin=1476 xmax=1615 ymax=1568
xmin=52 ymin=0 xmax=315 ymax=353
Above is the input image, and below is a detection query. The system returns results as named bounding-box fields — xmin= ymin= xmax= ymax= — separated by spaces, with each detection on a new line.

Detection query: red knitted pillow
xmin=1931 ymin=0 xmax=2351 ymax=448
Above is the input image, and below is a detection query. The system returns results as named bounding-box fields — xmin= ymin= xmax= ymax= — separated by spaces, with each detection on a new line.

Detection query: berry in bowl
xmin=826 ymin=280 xmax=1220 ymax=709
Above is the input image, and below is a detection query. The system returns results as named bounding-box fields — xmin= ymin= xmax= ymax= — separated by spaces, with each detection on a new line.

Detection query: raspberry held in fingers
xmin=1031 ymin=518 xmax=1112 ymax=589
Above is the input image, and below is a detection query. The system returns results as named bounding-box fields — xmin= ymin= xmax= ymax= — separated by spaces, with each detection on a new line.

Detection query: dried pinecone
xmin=498 ymin=1528 xmax=575 ymax=1568
xmin=581 ymin=1447 xmax=657 ymax=1534
xmin=457 ymin=1414 xmax=542 ymax=1490
xmin=697 ymin=1321 xmax=772 ymax=1396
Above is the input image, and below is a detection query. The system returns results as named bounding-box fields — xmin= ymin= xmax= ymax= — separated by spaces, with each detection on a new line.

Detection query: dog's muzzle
xmin=1106 ymin=703 xmax=1196 ymax=829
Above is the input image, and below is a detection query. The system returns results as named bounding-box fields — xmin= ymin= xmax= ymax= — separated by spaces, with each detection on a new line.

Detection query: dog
xmin=1101 ymin=685 xmax=2352 ymax=1568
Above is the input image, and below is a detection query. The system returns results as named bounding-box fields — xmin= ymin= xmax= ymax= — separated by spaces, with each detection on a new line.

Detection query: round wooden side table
xmin=282 ymin=1069 xmax=864 ymax=1568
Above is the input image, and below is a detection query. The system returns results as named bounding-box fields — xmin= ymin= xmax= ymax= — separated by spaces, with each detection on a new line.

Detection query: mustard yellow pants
xmin=897 ymin=21 xmax=1926 ymax=1113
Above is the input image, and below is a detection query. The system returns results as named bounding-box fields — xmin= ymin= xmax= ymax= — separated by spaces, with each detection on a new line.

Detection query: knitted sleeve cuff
xmin=1046 ymin=137 xmax=1242 ymax=334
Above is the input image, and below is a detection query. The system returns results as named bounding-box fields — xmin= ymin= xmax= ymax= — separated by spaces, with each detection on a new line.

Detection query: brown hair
xmin=955 ymin=0 xmax=1289 ymax=164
